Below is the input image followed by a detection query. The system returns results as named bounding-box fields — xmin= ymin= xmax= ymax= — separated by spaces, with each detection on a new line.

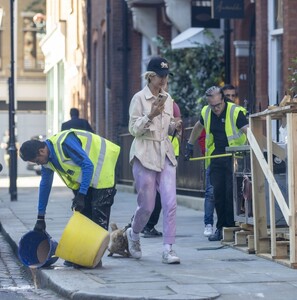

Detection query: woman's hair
xmin=143 ymin=71 xmax=157 ymax=83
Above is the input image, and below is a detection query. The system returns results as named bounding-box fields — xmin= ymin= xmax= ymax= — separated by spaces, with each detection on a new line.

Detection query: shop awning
xmin=171 ymin=27 xmax=212 ymax=49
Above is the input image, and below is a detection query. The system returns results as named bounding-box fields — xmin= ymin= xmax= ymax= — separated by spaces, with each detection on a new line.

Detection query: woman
xmin=127 ymin=56 xmax=182 ymax=264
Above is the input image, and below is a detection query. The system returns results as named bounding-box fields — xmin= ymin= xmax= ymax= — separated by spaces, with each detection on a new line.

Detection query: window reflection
xmin=23 ymin=15 xmax=45 ymax=71
xmin=274 ymin=0 xmax=283 ymax=29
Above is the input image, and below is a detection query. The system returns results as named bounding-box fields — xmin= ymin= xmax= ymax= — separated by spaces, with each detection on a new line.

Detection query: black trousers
xmin=145 ymin=191 xmax=162 ymax=229
xmin=74 ymin=186 xmax=116 ymax=230
xmin=210 ymin=156 xmax=234 ymax=230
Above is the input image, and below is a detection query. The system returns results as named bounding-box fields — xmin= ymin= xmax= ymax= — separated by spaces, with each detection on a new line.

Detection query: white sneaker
xmin=162 ymin=250 xmax=180 ymax=264
xmin=127 ymin=228 xmax=142 ymax=259
xmin=204 ymin=224 xmax=213 ymax=237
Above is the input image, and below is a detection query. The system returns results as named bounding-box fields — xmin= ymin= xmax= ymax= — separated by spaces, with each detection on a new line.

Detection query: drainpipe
xmin=224 ymin=19 xmax=231 ymax=84
xmin=122 ymin=0 xmax=129 ymax=125
xmin=86 ymin=0 xmax=91 ymax=80
xmin=105 ymin=0 xmax=111 ymax=138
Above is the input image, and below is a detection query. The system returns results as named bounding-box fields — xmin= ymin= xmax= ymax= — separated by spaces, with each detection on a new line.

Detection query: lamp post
xmin=224 ymin=19 xmax=231 ymax=84
xmin=9 ymin=0 xmax=17 ymax=201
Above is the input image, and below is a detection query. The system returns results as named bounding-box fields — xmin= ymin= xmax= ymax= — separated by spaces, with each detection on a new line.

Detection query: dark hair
xmin=205 ymin=86 xmax=224 ymax=98
xmin=221 ymin=84 xmax=236 ymax=92
xmin=70 ymin=108 xmax=79 ymax=117
xmin=19 ymin=140 xmax=46 ymax=161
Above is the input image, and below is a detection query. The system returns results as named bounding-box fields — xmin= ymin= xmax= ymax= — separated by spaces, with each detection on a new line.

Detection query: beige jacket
xmin=129 ymin=85 xmax=177 ymax=172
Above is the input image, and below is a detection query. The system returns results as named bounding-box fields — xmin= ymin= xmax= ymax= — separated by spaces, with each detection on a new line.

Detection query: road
xmin=0 ymin=231 xmax=68 ymax=300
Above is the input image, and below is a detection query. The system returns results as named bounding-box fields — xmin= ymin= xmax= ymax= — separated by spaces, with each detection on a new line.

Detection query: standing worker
xmin=127 ymin=56 xmax=182 ymax=264
xmin=61 ymin=108 xmax=94 ymax=133
xmin=19 ymin=129 xmax=120 ymax=266
xmin=198 ymin=84 xmax=246 ymax=237
xmin=185 ymin=86 xmax=248 ymax=241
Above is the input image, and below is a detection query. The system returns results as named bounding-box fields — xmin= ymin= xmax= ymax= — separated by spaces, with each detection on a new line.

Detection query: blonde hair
xmin=143 ymin=71 xmax=156 ymax=83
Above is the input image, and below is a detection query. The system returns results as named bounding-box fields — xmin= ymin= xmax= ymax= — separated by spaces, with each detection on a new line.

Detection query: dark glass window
xmin=274 ymin=0 xmax=283 ymax=29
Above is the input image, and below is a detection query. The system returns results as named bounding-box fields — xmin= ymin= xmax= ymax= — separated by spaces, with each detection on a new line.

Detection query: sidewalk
xmin=1 ymin=175 xmax=297 ymax=300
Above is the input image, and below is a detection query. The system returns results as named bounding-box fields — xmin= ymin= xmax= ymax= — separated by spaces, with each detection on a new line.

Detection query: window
xmin=0 ymin=7 xmax=3 ymax=70
xmin=268 ymin=0 xmax=283 ymax=141
xmin=268 ymin=0 xmax=284 ymax=104
xmin=22 ymin=13 xmax=45 ymax=71
xmin=0 ymin=29 xmax=2 ymax=70
xmin=274 ymin=0 xmax=283 ymax=29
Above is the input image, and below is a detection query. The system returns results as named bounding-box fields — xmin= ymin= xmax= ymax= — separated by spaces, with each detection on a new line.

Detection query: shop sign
xmin=211 ymin=0 xmax=244 ymax=19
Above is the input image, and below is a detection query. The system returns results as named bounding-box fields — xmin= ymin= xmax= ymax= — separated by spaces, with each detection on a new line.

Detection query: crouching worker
xmin=19 ymin=129 xmax=120 ymax=267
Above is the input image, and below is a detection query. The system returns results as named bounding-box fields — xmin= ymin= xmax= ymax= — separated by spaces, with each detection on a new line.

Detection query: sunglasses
xmin=209 ymin=102 xmax=223 ymax=110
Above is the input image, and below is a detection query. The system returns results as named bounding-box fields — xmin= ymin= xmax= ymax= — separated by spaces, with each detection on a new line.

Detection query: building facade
xmin=40 ymin=0 xmax=90 ymax=137
xmin=0 ymin=0 xmax=46 ymax=176
xmin=13 ymin=0 xmax=296 ymax=190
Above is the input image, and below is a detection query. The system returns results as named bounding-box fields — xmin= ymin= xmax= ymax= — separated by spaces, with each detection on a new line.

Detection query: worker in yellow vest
xmin=19 ymin=129 xmax=120 ymax=266
xmin=185 ymin=86 xmax=248 ymax=241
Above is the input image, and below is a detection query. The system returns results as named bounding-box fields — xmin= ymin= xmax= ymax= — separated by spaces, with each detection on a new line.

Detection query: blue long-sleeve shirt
xmin=38 ymin=132 xmax=93 ymax=216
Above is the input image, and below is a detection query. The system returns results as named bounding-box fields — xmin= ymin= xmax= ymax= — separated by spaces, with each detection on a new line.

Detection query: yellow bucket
xmin=55 ymin=211 xmax=110 ymax=268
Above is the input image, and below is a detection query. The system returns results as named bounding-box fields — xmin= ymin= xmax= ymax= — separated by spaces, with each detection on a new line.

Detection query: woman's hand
xmin=175 ymin=119 xmax=183 ymax=131
xmin=148 ymin=99 xmax=165 ymax=120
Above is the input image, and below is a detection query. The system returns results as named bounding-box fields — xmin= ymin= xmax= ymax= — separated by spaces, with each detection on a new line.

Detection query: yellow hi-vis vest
xmin=46 ymin=130 xmax=120 ymax=189
xmin=168 ymin=134 xmax=180 ymax=156
xmin=202 ymin=101 xmax=247 ymax=168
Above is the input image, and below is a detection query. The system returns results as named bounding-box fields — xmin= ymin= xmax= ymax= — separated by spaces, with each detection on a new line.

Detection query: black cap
xmin=147 ymin=57 xmax=169 ymax=77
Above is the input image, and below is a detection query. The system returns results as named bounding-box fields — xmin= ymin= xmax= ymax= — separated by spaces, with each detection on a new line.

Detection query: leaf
xmin=155 ymin=34 xmax=224 ymax=117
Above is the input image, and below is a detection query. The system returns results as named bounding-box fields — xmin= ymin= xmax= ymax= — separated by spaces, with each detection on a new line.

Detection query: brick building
xmin=87 ymin=0 xmax=297 ymax=139
xmin=38 ymin=0 xmax=297 ymax=191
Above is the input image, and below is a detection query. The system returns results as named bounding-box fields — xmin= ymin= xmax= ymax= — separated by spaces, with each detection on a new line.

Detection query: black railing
xmin=117 ymin=126 xmax=205 ymax=197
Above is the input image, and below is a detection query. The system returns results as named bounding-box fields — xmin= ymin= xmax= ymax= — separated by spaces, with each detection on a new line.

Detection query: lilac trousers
xmin=132 ymin=157 xmax=177 ymax=245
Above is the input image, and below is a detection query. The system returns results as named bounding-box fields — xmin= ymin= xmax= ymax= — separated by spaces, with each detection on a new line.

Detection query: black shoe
xmin=141 ymin=227 xmax=162 ymax=238
xmin=208 ymin=229 xmax=222 ymax=241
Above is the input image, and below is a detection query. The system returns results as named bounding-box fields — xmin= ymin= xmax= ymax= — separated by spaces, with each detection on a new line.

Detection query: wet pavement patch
xmin=221 ymin=258 xmax=256 ymax=262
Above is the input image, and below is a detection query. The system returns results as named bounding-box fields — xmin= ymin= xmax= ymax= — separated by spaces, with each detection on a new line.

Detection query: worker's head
xmin=205 ymin=86 xmax=225 ymax=116
xmin=221 ymin=84 xmax=236 ymax=102
xmin=70 ymin=108 xmax=79 ymax=118
xmin=19 ymin=140 xmax=49 ymax=165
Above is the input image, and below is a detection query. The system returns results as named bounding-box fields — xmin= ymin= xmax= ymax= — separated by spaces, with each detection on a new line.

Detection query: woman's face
xmin=150 ymin=74 xmax=168 ymax=90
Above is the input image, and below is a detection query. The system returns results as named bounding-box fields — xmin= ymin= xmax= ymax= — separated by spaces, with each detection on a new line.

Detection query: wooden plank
xmin=247 ymin=128 xmax=291 ymax=225
xmin=222 ymin=227 xmax=241 ymax=242
xmin=266 ymin=115 xmax=277 ymax=257
xmin=249 ymin=117 xmax=267 ymax=254
xmin=250 ymin=105 xmax=297 ymax=118
xmin=273 ymin=241 xmax=289 ymax=259
xmin=235 ymin=230 xmax=252 ymax=246
xmin=287 ymin=113 xmax=297 ymax=264
xmin=247 ymin=235 xmax=255 ymax=252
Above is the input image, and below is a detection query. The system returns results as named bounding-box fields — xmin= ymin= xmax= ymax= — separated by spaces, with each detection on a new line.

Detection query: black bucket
xmin=18 ymin=231 xmax=58 ymax=268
